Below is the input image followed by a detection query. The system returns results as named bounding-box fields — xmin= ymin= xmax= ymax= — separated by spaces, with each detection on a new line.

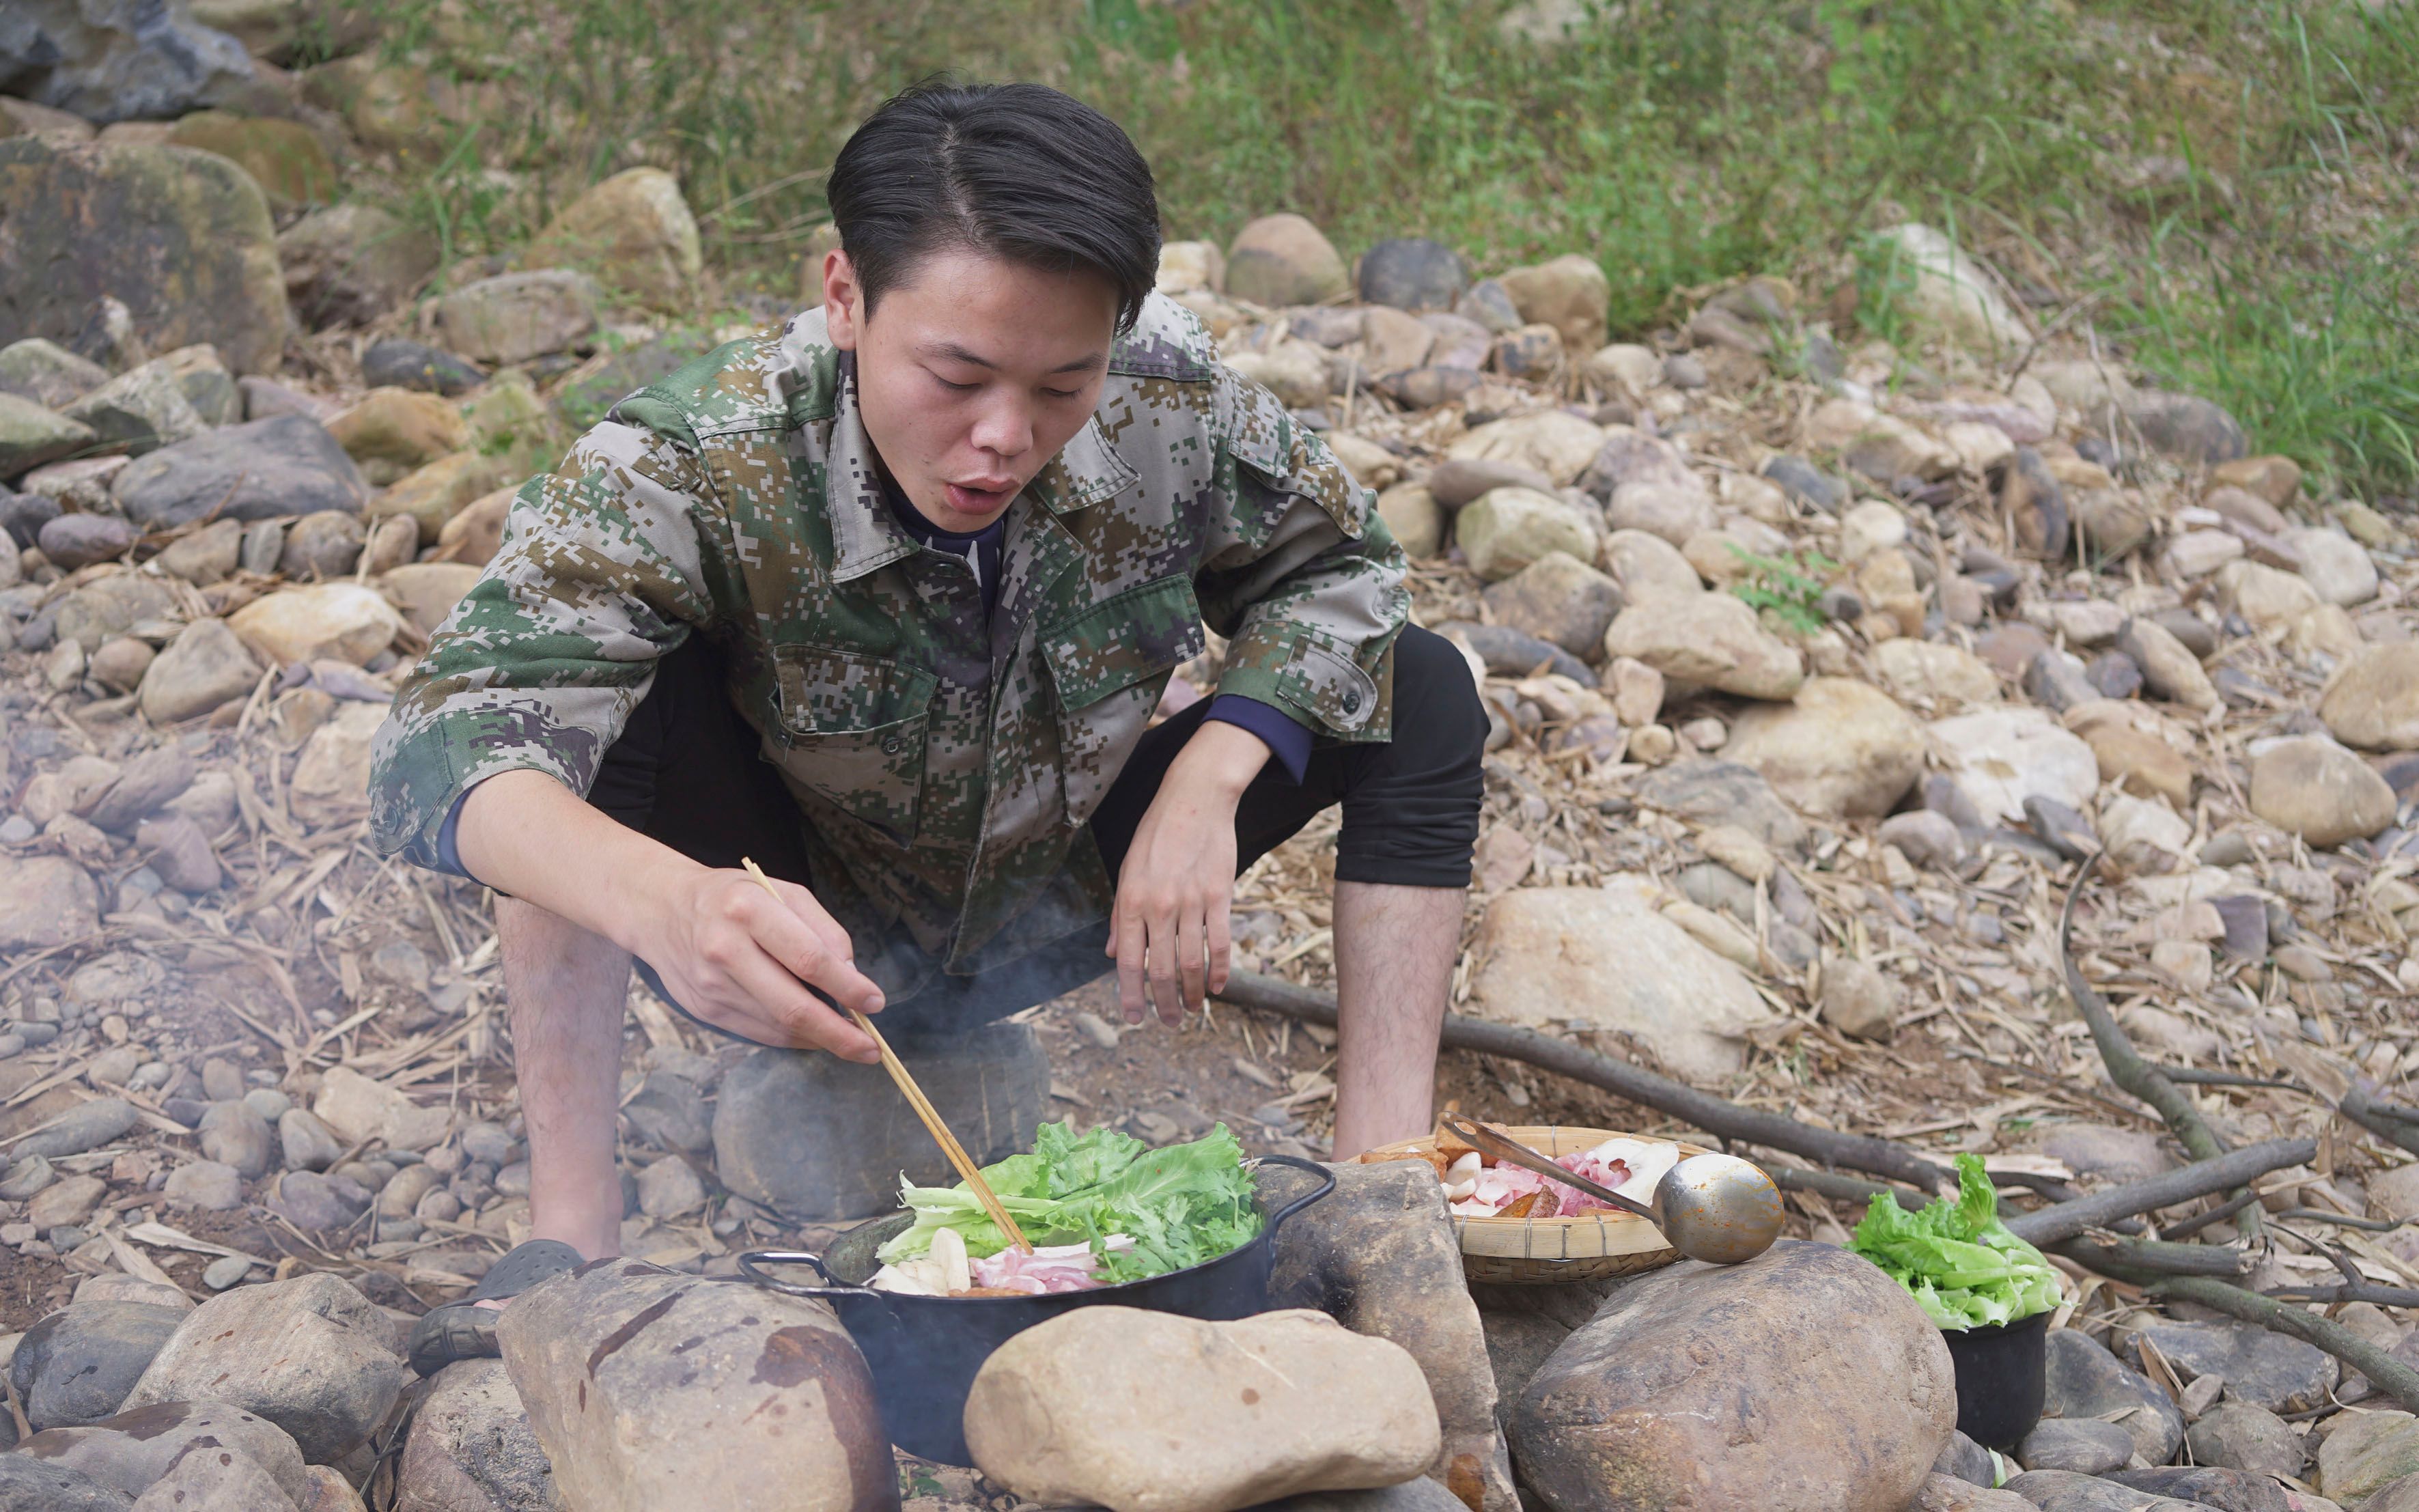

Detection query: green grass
xmin=323 ymin=0 xmax=2419 ymax=499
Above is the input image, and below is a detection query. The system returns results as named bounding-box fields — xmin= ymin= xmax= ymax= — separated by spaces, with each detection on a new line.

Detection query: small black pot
xmin=1942 ymin=1311 xmax=2050 ymax=1451
xmin=739 ymin=1153 xmax=1334 ymax=1465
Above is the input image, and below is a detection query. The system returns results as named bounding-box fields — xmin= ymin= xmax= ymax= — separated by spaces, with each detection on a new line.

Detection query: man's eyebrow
xmin=924 ymin=341 xmax=1107 ymax=376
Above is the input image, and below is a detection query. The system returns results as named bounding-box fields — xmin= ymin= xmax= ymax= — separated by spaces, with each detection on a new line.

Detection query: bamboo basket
xmin=1360 ymin=1125 xmax=1711 ymax=1285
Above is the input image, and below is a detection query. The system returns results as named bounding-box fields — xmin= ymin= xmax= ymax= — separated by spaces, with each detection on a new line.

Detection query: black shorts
xmin=600 ymin=624 xmax=1485 ymax=1038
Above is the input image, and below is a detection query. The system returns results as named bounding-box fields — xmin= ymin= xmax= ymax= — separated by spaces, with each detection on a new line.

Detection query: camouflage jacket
xmin=369 ymin=294 xmax=1408 ymax=996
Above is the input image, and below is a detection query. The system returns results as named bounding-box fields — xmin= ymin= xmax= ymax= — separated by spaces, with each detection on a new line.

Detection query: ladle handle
xmin=1437 ymin=1116 xmax=1658 ymax=1222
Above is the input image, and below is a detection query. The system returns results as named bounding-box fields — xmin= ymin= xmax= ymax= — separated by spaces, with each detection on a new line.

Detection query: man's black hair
xmin=826 ymin=79 xmax=1162 ymax=334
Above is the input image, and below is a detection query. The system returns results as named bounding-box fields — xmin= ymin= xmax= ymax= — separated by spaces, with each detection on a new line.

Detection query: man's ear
xmin=823 ymin=249 xmax=863 ymax=351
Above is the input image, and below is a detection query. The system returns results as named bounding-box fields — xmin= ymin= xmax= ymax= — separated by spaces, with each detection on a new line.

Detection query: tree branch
xmin=1218 ymin=969 xmax=1955 ymax=1192
xmin=2002 ymin=1139 xmax=2317 ymax=1245
xmin=2057 ymin=854 xmax=2228 ymax=1162
xmin=2144 ymin=1276 xmax=2419 ymax=1415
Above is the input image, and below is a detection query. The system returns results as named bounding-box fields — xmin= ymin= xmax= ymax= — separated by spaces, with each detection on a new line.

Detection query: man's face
xmin=824 ymin=244 xmax=1119 ymax=533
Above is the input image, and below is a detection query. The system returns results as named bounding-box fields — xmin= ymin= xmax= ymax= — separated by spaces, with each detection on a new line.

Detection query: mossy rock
xmin=166 ymin=111 xmax=338 ymax=208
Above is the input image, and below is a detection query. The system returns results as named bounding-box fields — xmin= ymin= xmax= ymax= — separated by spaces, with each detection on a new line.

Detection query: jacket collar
xmin=824 ymin=355 xmax=1137 ymax=584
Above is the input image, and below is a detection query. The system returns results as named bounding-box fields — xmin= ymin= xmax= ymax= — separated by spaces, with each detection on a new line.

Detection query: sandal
xmin=406 ymin=1239 xmax=585 ymax=1377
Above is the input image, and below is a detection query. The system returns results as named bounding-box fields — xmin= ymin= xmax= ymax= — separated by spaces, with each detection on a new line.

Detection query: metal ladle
xmin=1438 ymin=1116 xmax=1784 ymax=1265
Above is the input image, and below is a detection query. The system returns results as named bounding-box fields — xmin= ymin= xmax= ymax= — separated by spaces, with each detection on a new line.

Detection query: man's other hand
xmin=1107 ymin=719 xmax=1266 ymax=1024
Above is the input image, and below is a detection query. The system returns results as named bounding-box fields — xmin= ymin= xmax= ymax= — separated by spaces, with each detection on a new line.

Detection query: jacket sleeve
xmin=367 ymin=407 xmax=733 ymax=871
xmin=1192 ymin=364 xmax=1411 ymax=744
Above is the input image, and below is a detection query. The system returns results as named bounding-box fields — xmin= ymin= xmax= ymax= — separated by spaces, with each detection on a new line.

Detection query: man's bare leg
xmin=1328 ymin=880 xmax=1463 ymax=1158
xmin=498 ymin=895 xmax=631 ymax=1260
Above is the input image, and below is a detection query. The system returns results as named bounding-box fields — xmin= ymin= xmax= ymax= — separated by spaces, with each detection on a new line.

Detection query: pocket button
xmin=1342 ymin=689 xmax=1362 ymax=714
xmin=882 ymin=736 xmax=904 ymax=755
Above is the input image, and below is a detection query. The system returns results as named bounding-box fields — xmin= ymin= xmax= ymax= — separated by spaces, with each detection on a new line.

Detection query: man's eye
xmin=934 ymin=375 xmax=980 ymax=393
xmin=1042 ymin=388 xmax=1082 ymax=401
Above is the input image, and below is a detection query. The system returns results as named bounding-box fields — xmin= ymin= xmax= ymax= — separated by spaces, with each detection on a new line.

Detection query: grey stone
xmin=0 ymin=0 xmax=255 ymax=124
xmin=266 ymin=1170 xmax=369 ymax=1231
xmin=1268 ymin=1160 xmax=1515 ymax=1512
xmin=2109 ymin=1466 xmax=2292 ymax=1510
xmin=127 ymin=1438 xmax=300 ymax=1509
xmin=0 ymin=338 xmax=108 ymax=408
xmin=1879 ymin=810 xmax=1967 ymax=871
xmin=1 ymin=479 xmax=63 ymax=546
xmin=2191 ymin=1405 xmax=2307 ymax=1481
xmin=277 ymin=509 xmax=363 ymax=579
xmin=1933 ymin=1430 xmax=1998 ymax=1486
xmin=112 ymin=414 xmax=365 ymax=528
xmin=0 ymin=391 xmax=98 ymax=477
xmin=2129 ymin=1319 xmax=2336 ymax=1415
xmin=36 ymin=513 xmax=137 ymax=570
xmin=622 ymin=1068 xmax=712 ymax=1155
xmin=2017 ymin=1418 xmax=2134 ymax=1475
xmin=1632 ymin=759 xmax=1808 ymax=852
xmin=389 ymin=1359 xmax=557 ymax=1512
xmin=358 ymin=338 xmax=482 ymax=397
xmin=0 ymin=1455 xmax=133 ymax=1511
xmin=202 ymin=1255 xmax=251 ymax=1289
xmin=1510 ymin=1241 xmax=1955 ymax=1512
xmin=59 ymin=359 xmax=208 ymax=454
xmin=275 ymin=206 xmax=440 ymax=329
xmin=84 ymin=745 xmax=194 ymax=832
xmin=2040 ymin=1326 xmax=2184 ymax=1465
xmin=239 ymin=517 xmax=284 ymax=573
xmin=120 ymin=1272 xmax=403 ymax=1464
xmin=2125 ymin=391 xmax=2247 ymax=466
xmin=428 ymin=270 xmax=600 ymax=366
xmin=2000 ymin=1469 xmax=2203 ymax=1511
xmin=2085 ymin=652 xmax=2143 ymax=701
xmin=162 ymin=1158 xmax=243 ymax=1211
xmin=714 ymin=1021 xmax=1047 ymax=1221
xmin=198 ymin=1100 xmax=275 ymax=1179
xmin=139 ymin=617 xmax=258 ymax=724
xmin=1481 ymin=550 xmax=1622 ymax=659
xmin=2024 ymin=649 xmax=2101 ymax=714
xmin=18 ymin=1400 xmax=309 ymax=1505
xmin=136 ymin=812 xmax=221 ymax=893
xmin=16 ymin=1097 xmax=139 ymax=1160
xmin=238 ymin=376 xmax=333 ymax=424
xmin=1357 ymin=238 xmax=1468 ymax=312
xmin=0 ymin=1153 xmax=56 ymax=1200
xmin=278 ymin=1108 xmax=343 ymax=1172
xmin=1425 ymin=456 xmax=1557 ymax=511
xmin=1455 ymin=278 xmax=1521 ymax=334
xmin=8 ymin=1302 xmax=187 ymax=1430
xmin=1431 ymin=619 xmax=1594 ymax=686
xmin=497 ymin=1258 xmax=889 ymax=1512
xmin=1257 ymin=1485 xmax=1473 ymax=1512
xmin=1761 ymin=453 xmax=1847 ymax=512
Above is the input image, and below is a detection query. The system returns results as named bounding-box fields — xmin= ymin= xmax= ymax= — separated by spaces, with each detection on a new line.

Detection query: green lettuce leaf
xmin=872 ymin=1121 xmax=1262 ymax=1283
xmin=1848 ymin=1153 xmax=2062 ymax=1330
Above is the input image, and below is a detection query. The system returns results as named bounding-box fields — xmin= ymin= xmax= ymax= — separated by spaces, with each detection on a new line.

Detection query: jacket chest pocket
xmin=1042 ymin=575 xmax=1207 ymax=828
xmin=766 ymin=645 xmax=938 ymax=843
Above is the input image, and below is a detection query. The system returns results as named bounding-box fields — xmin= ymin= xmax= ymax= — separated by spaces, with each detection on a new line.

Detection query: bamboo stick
xmin=739 ymin=858 xmax=1030 ymax=1252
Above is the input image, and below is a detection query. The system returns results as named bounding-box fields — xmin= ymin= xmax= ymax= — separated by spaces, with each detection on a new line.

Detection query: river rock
xmin=276 ymin=206 xmax=438 ymax=328
xmin=140 ymin=617 xmax=260 ymax=724
xmin=376 ymin=452 xmax=510 ymax=544
xmin=1723 ymin=677 xmax=1926 ymax=818
xmin=0 ymin=337 xmax=107 ymax=408
xmin=1455 ymin=486 xmax=1597 ymax=583
xmin=288 ymin=700 xmax=387 ymax=826
xmin=198 ymin=1100 xmax=274 ymax=1179
xmin=1222 ymin=214 xmax=1348 ymax=307
xmin=0 ymin=853 xmax=101 ymax=949
xmin=1270 ymin=1159 xmax=1515 ymax=1512
xmin=1426 ymin=457 xmax=1555 ymax=512
xmin=390 ymin=1360 xmax=557 ymax=1512
xmin=2112 ymin=617 xmax=2218 ymax=711
xmin=1875 ymin=639 xmax=2000 ymax=708
xmin=2129 ymin=1319 xmax=2336 ymax=1415
xmin=1479 ymin=552 xmax=1621 ymax=658
xmin=1929 ymin=708 xmax=2099 ymax=825
xmin=0 ymin=140 xmax=285 ymax=374
xmin=2319 ymin=1412 xmax=2419 ymax=1508
xmin=0 ymin=0 xmax=256 ymax=122
xmin=2040 ymin=1327 xmax=2183 ymax=1464
xmin=2125 ymin=390 xmax=2247 ymax=465
xmin=1819 ymin=955 xmax=1899 ymax=1039
xmin=2017 ymin=1419 xmax=2133 ymax=1476
xmin=2249 ymin=738 xmax=2394 ymax=848
xmin=311 ymin=1065 xmax=451 ymax=1151
xmin=1600 ymin=528 xmax=1703 ymax=603
xmin=126 ymin=1438 xmax=299 ymax=1509
xmin=17 ymin=1400 xmax=309 ymax=1506
xmin=1866 ymin=223 xmax=2029 ymax=352
xmin=279 ymin=1108 xmax=344 ymax=1172
xmin=1495 ymin=253 xmax=1609 ymax=354
xmin=229 ymin=583 xmax=402 ymax=667
xmin=277 ymin=510 xmax=364 ymax=579
xmin=1469 ymin=883 xmax=1767 ymax=1080
xmin=165 ymin=110 xmax=334 ymax=210
xmin=429 ymin=272 xmax=600 ymax=366
xmin=1603 ymin=593 xmax=1802 ymax=699
xmin=360 ymin=339 xmax=484 ymax=400
xmin=1375 ymin=482 xmax=1443 ymax=558
xmin=1448 ymin=410 xmax=1604 ymax=487
xmin=328 ymin=387 xmax=466 ymax=471
xmin=0 ymin=1455 xmax=133 ymax=1511
xmin=498 ymin=1257 xmax=891 ymax=1512
xmin=0 ymin=393 xmax=99 ymax=477
xmin=2321 ymin=643 xmax=2419 ymax=751
xmin=266 ymin=1169 xmax=369 ymax=1231
xmin=113 ymin=414 xmax=365 ymax=527
xmin=10 ymin=1302 xmax=187 ymax=1431
xmin=1511 ymin=1240 xmax=1953 ymax=1512
xmin=2186 ymin=1403 xmax=2303 ymax=1479
xmin=965 ymin=1306 xmax=1439 ymax=1512
xmin=84 ymin=745 xmax=194 ymax=832
xmin=120 ymin=1272 xmax=404 ymax=1464
xmin=523 ymin=167 xmax=702 ymax=313
xmin=16 ymin=1099 xmax=139 ymax=1160
xmin=59 ymin=359 xmax=207 ymax=455
xmin=1605 ymin=480 xmax=1716 ymax=546
xmin=36 ymin=513 xmax=137 ymax=571
xmin=1998 ymin=1469 xmax=2200 ymax=1511
xmin=162 ymin=1158 xmax=243 ymax=1210
xmin=1358 ymin=238 xmax=1466 ymax=312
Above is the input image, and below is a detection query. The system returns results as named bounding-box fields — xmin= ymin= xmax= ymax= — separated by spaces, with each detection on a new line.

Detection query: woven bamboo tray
xmin=1361 ymin=1125 xmax=1711 ymax=1285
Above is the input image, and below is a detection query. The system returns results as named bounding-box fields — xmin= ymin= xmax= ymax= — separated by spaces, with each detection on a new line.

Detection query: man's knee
xmin=1390 ymin=624 xmax=1490 ymax=771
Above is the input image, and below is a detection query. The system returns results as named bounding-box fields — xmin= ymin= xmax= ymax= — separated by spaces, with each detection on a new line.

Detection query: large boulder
xmin=2039 ymin=1328 xmax=2182 ymax=1465
xmin=1723 ymin=677 xmax=1927 ymax=819
xmin=229 ymin=583 xmax=403 ymax=667
xmin=0 ymin=1455 xmax=133 ymax=1511
xmin=1225 ymin=214 xmax=1349 ymax=307
xmin=139 ymin=617 xmax=259 ymax=724
xmin=964 ymin=1307 xmax=1440 ymax=1512
xmin=1358 ymin=238 xmax=1467 ymax=313
xmin=2248 ymin=737 xmax=2395 ymax=849
xmin=1468 ymin=882 xmax=1767 ymax=1081
xmin=1455 ymin=486 xmax=1598 ymax=583
xmin=0 ymin=0 xmax=255 ymax=123
xmin=17 ymin=1400 xmax=309 ymax=1506
xmin=113 ymin=413 xmax=366 ymax=527
xmin=2318 ymin=1412 xmax=2419 ymax=1507
xmin=1448 ymin=410 xmax=1604 ymax=487
xmin=428 ymin=271 xmax=600 ymax=366
xmin=497 ymin=1258 xmax=893 ymax=1512
xmin=523 ymin=167 xmax=703 ymax=313
xmin=0 ymin=853 xmax=101 ymax=949
xmin=1866 ymin=223 xmax=2029 ymax=353
xmin=1496 ymin=253 xmax=1610 ymax=354
xmin=1482 ymin=551 xmax=1622 ymax=658
xmin=1602 ymin=593 xmax=1804 ymax=700
xmin=278 ymin=206 xmax=443 ymax=327
xmin=391 ymin=1360 xmax=558 ymax=1512
xmin=1510 ymin=1240 xmax=1956 ymax=1512
xmin=2321 ymin=642 xmax=2419 ymax=751
xmin=0 ymin=139 xmax=286 ymax=374
xmin=120 ymin=1272 xmax=405 ymax=1464
xmin=1928 ymin=708 xmax=2099 ymax=825
xmin=165 ymin=111 xmax=335 ymax=208
xmin=1270 ymin=1160 xmax=1518 ymax=1512
xmin=9 ymin=1302 xmax=186 ymax=1430
xmin=0 ymin=391 xmax=96 ymax=476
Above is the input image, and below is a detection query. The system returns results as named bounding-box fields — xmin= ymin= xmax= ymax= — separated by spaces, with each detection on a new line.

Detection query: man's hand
xmin=457 ymin=770 xmax=886 ymax=1061
xmin=639 ymin=869 xmax=887 ymax=1061
xmin=1107 ymin=720 xmax=1268 ymax=1024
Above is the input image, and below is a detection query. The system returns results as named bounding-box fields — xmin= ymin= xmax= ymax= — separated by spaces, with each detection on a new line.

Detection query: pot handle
xmin=736 ymin=1249 xmax=864 ymax=1300
xmin=1253 ymin=1153 xmax=1338 ymax=1237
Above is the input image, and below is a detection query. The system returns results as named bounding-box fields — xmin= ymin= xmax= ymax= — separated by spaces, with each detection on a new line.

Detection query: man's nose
xmin=969 ymin=393 xmax=1035 ymax=460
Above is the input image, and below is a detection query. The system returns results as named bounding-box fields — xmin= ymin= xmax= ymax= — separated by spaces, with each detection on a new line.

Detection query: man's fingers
xmin=736 ymin=882 xmax=884 ymax=1016
xmin=1115 ymin=901 xmax=1147 ymax=1025
xmin=725 ymin=950 xmax=881 ymax=1061
xmin=770 ymin=876 xmax=857 ymax=963
xmin=1177 ymin=906 xmax=1208 ymax=1015
xmin=1207 ymin=897 xmax=1232 ymax=998
xmin=1146 ymin=905 xmax=1183 ymax=1025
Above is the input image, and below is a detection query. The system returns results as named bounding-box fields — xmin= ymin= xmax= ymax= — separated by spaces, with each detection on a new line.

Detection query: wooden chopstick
xmin=738 ymin=858 xmax=1032 ymax=1252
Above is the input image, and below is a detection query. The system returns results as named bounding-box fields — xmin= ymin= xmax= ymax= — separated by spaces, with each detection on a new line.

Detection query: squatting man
xmin=369 ymin=80 xmax=1485 ymax=1373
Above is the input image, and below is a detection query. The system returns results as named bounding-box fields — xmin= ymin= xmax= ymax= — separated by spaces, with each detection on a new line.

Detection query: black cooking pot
xmin=738 ymin=1153 xmax=1335 ymax=1465
xmin=1942 ymin=1311 xmax=2050 ymax=1451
